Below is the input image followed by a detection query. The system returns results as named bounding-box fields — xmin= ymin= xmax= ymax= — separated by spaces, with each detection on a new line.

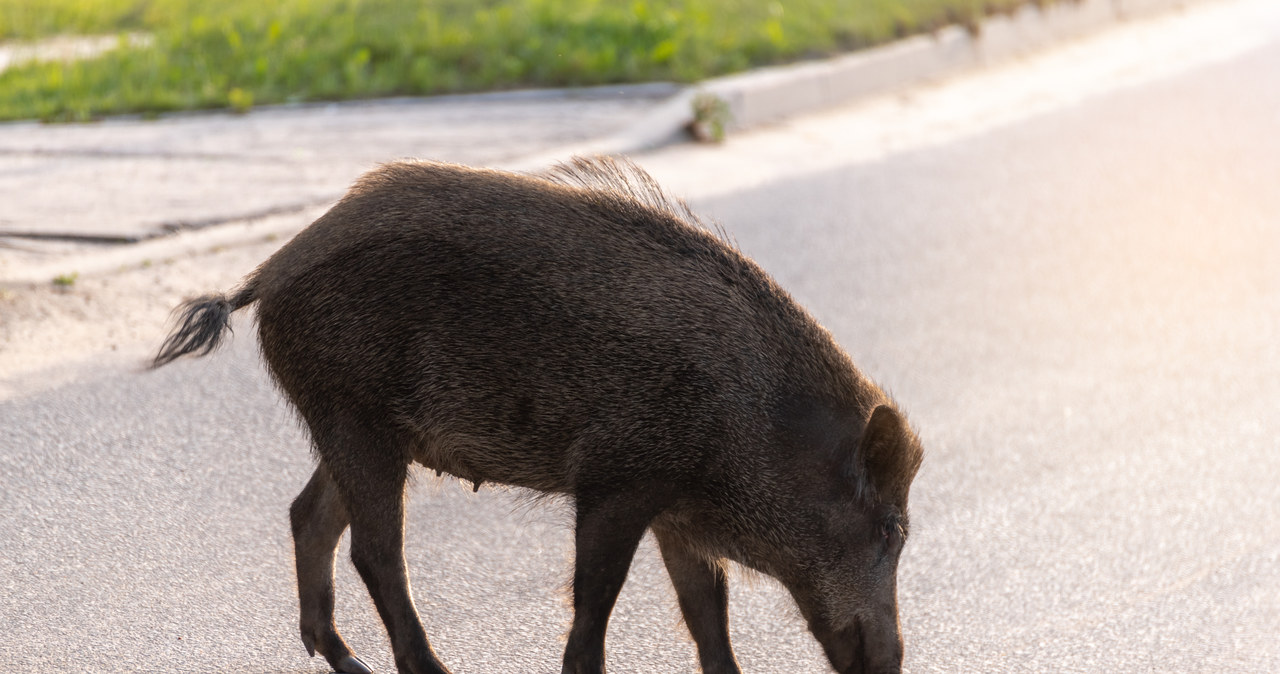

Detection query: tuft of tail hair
xmin=151 ymin=278 xmax=258 ymax=369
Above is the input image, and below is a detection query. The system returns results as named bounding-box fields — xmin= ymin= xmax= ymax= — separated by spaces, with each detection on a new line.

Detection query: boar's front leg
xmin=290 ymin=466 xmax=371 ymax=674
xmin=653 ymin=527 xmax=742 ymax=674
xmin=561 ymin=488 xmax=668 ymax=674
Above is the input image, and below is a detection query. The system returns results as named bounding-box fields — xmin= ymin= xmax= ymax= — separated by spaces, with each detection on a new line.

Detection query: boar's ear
xmin=854 ymin=405 xmax=923 ymax=505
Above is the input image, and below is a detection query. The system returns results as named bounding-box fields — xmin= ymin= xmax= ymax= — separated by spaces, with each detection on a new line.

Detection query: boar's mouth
xmin=821 ymin=619 xmax=864 ymax=674
xmin=817 ymin=618 xmax=901 ymax=674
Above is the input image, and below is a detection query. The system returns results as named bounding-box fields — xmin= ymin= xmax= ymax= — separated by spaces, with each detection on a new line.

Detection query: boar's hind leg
xmin=290 ymin=466 xmax=371 ymax=674
xmin=562 ymin=490 xmax=667 ymax=674
xmin=320 ymin=422 xmax=452 ymax=674
xmin=653 ymin=528 xmax=742 ymax=674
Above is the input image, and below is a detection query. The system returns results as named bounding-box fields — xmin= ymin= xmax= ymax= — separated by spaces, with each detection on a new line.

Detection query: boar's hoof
xmin=335 ymin=654 xmax=373 ymax=674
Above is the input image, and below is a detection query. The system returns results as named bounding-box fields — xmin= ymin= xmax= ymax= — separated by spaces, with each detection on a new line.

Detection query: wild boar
xmin=152 ymin=156 xmax=924 ymax=674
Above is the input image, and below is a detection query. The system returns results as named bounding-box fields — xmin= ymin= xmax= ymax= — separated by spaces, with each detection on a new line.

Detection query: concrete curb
xmin=0 ymin=0 xmax=1206 ymax=286
xmin=432 ymin=0 xmax=1207 ymax=167
xmin=681 ymin=0 xmax=1198 ymax=134
xmin=516 ymin=0 xmax=1203 ymax=159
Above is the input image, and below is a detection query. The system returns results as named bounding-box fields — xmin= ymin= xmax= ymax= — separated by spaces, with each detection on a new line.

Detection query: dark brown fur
xmin=153 ymin=156 xmax=923 ymax=674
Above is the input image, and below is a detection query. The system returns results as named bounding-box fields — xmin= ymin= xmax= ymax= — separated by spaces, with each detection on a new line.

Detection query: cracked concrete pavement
xmin=0 ymin=83 xmax=684 ymax=244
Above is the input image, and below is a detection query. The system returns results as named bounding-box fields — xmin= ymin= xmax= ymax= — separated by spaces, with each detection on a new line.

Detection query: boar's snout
xmin=817 ymin=617 xmax=903 ymax=674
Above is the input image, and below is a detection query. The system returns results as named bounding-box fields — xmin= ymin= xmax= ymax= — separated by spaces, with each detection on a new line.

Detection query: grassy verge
xmin=0 ymin=0 xmax=1066 ymax=122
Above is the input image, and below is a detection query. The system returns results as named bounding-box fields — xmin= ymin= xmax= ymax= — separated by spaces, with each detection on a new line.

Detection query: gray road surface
xmin=4 ymin=26 xmax=1280 ymax=674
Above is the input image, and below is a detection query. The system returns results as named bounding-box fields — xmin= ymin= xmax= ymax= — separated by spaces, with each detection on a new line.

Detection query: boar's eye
xmin=877 ymin=512 xmax=905 ymax=548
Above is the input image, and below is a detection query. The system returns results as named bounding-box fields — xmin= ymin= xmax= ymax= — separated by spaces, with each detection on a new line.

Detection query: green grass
xmin=51 ymin=271 xmax=79 ymax=286
xmin=0 ymin=0 xmax=1062 ymax=122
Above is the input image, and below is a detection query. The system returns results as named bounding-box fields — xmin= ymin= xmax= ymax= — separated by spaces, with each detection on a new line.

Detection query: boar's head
xmin=771 ymin=403 xmax=924 ymax=674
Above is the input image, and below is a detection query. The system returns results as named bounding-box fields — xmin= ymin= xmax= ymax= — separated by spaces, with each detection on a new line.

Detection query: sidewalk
xmin=0 ymin=83 xmax=684 ymax=242
xmin=0 ymin=0 xmax=1210 ymax=285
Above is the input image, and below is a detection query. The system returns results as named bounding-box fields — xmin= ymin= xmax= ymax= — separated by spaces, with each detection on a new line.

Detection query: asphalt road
xmin=4 ymin=27 xmax=1280 ymax=674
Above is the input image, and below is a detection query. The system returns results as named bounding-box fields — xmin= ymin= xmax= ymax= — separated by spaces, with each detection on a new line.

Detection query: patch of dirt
xmin=0 ymin=233 xmax=290 ymax=400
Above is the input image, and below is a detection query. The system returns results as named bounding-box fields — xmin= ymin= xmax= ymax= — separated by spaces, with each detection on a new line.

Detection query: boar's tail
xmin=150 ymin=274 xmax=259 ymax=369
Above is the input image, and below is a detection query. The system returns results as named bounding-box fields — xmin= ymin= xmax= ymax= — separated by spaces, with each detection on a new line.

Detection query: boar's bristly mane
xmin=541 ymin=155 xmax=739 ymax=250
